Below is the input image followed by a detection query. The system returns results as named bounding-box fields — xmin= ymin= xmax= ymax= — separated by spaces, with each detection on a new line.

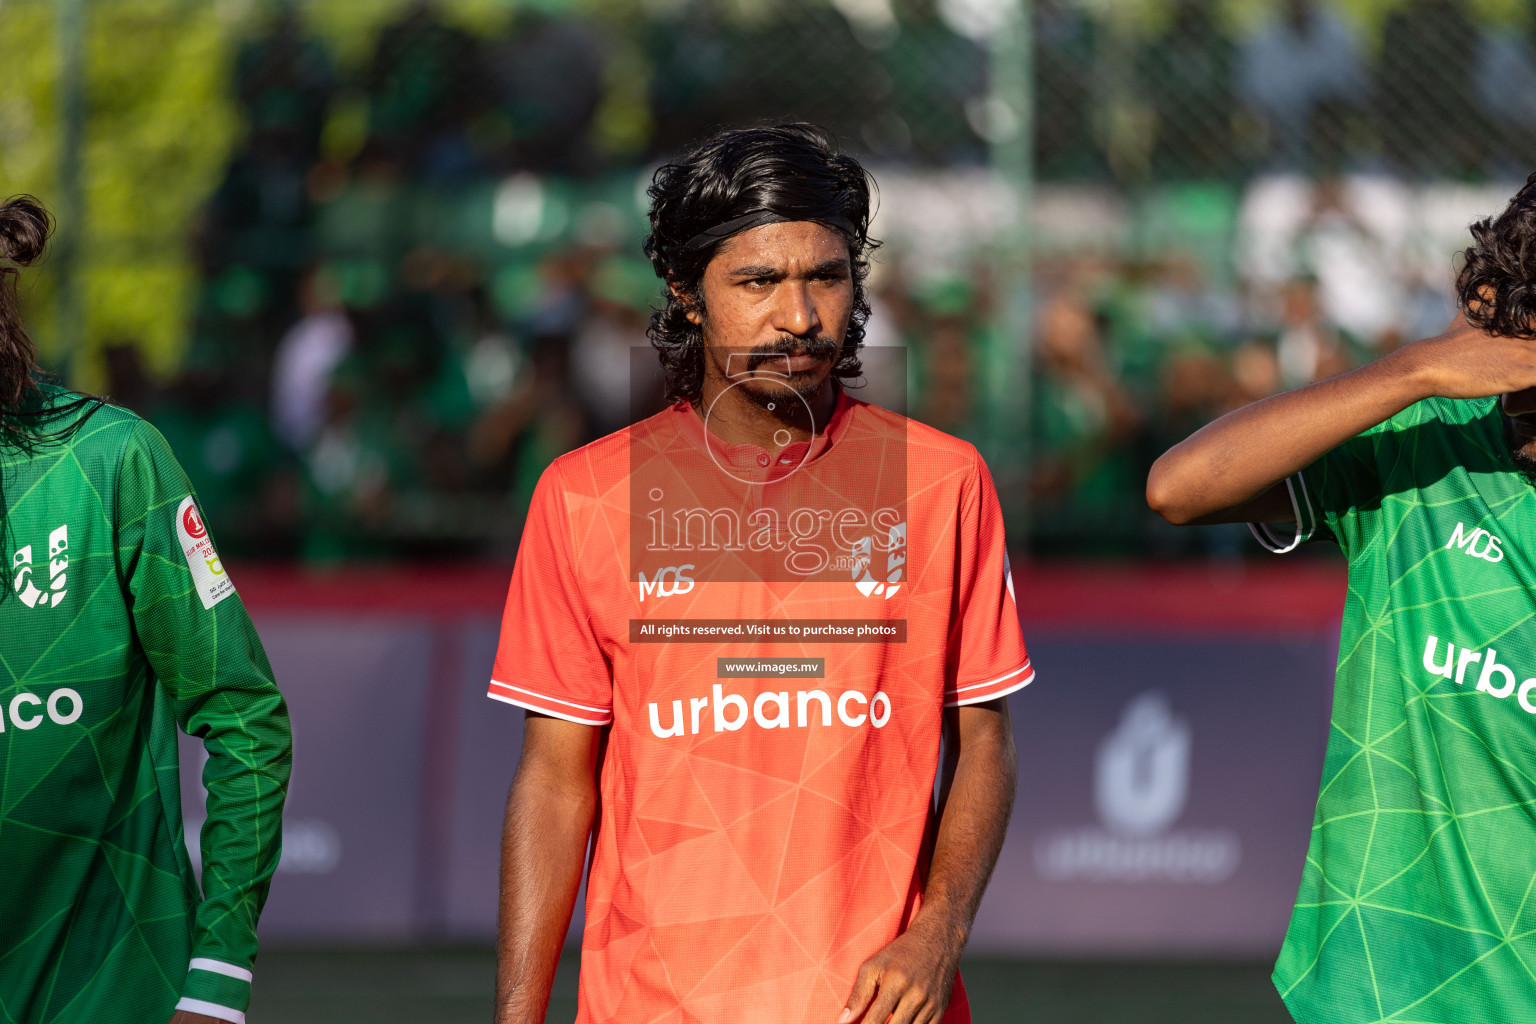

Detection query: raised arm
xmin=1147 ymin=316 xmax=1536 ymax=525
xmin=495 ymin=713 xmax=602 ymax=1024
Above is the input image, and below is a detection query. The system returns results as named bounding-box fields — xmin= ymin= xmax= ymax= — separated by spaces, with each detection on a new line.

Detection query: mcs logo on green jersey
xmin=10 ymin=524 xmax=68 ymax=608
xmin=1445 ymin=521 xmax=1504 ymax=563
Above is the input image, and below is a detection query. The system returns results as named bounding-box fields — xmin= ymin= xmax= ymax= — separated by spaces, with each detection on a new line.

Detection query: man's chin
xmin=1515 ymin=443 xmax=1536 ymax=476
xmin=1501 ymin=415 xmax=1536 ymax=479
xmin=740 ymin=369 xmax=831 ymax=406
xmin=784 ymin=367 xmax=834 ymax=398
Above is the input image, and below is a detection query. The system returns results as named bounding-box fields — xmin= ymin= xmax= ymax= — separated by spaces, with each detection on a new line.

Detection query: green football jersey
xmin=1258 ymin=395 xmax=1536 ymax=1023
xmin=0 ymin=388 xmax=291 ymax=1024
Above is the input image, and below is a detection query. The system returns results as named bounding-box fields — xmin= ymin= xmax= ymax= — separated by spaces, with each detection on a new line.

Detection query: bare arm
xmin=839 ymin=699 xmax=1017 ymax=1024
xmin=1147 ymin=316 xmax=1536 ymax=525
xmin=495 ymin=713 xmax=602 ymax=1024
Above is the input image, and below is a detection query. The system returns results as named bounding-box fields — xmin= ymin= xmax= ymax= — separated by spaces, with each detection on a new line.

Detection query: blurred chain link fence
xmin=1039 ymin=0 xmax=1536 ymax=183
xmin=1 ymin=0 xmax=1533 ymax=557
xmin=1025 ymin=0 xmax=1536 ymax=556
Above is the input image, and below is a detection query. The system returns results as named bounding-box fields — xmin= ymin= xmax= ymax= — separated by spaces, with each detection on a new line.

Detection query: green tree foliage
xmin=0 ymin=0 xmax=236 ymax=389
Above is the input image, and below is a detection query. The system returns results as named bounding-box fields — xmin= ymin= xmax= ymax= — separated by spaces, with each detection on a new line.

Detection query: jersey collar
xmin=671 ymin=386 xmax=857 ymax=478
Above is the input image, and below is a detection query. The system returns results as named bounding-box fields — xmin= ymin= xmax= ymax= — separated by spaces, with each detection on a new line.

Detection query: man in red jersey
xmin=490 ymin=124 xmax=1031 ymax=1024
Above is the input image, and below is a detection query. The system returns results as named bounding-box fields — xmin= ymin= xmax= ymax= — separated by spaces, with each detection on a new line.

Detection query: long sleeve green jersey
xmin=0 ymin=388 xmax=292 ymax=1024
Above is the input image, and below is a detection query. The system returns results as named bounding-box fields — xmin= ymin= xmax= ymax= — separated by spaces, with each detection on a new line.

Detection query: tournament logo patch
xmin=183 ymin=503 xmax=207 ymax=539
xmin=176 ymin=496 xmax=235 ymax=610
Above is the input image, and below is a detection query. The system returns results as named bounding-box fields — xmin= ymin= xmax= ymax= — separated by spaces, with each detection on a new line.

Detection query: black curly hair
xmin=0 ymin=196 xmax=102 ymax=584
xmin=1458 ymin=172 xmax=1536 ymax=337
xmin=642 ymin=124 xmax=879 ymax=404
xmin=0 ymin=195 xmax=51 ymax=413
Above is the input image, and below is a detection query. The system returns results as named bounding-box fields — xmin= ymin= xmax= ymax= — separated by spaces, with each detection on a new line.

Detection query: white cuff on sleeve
xmin=175 ymin=996 xmax=246 ymax=1024
xmin=188 ymin=958 xmax=253 ymax=982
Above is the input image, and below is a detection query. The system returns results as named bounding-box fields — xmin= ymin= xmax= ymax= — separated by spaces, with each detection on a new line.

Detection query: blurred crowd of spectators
xmin=115 ymin=0 xmax=1527 ymax=560
xmin=1026 ymin=195 xmax=1451 ymax=558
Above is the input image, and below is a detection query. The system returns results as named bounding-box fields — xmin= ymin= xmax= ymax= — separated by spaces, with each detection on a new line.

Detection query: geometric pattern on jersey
xmin=625 ymin=380 xmax=906 ymax=590
xmin=0 ymin=389 xmax=290 ymax=1024
xmin=489 ymin=392 xmax=1031 ymax=1024
xmin=1257 ymin=396 xmax=1536 ymax=1024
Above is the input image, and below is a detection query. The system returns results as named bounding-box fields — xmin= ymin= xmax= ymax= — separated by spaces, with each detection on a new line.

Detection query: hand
xmin=837 ymin=916 xmax=964 ymax=1024
xmin=1401 ymin=312 xmax=1536 ymax=400
xmin=169 ymin=1011 xmax=234 ymax=1024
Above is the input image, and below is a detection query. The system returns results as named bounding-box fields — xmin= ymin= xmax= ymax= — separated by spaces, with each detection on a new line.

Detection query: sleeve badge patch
xmin=177 ymin=496 xmax=235 ymax=610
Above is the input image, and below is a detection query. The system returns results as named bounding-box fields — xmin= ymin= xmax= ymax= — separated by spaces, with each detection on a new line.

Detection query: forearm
xmin=180 ymin=680 xmax=291 ymax=1020
xmin=1148 ymin=347 xmax=1431 ymax=524
xmin=495 ymin=755 xmax=597 ymax=1024
xmin=192 ymin=736 xmax=289 ymax=951
xmin=915 ymin=708 xmax=1018 ymax=942
xmin=167 ymin=703 xmax=284 ymax=1024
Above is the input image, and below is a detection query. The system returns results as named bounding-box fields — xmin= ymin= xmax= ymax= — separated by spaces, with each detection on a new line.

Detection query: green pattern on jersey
xmin=1273 ymin=396 xmax=1536 ymax=1024
xmin=0 ymin=389 xmax=291 ymax=1024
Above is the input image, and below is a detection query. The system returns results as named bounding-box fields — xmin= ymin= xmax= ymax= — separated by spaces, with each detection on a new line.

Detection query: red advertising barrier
xmin=232 ymin=559 xmax=1346 ymax=628
xmin=201 ymin=558 xmax=1345 ymax=954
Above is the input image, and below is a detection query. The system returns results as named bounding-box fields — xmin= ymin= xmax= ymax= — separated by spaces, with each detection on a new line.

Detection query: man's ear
xmin=670 ymin=279 xmax=703 ymax=325
xmin=1467 ymin=282 xmax=1497 ymax=320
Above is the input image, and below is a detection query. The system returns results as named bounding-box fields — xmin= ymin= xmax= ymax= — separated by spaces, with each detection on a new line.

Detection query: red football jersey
xmin=490 ymin=391 xmax=1031 ymax=1024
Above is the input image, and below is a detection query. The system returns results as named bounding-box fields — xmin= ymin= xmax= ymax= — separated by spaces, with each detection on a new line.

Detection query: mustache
xmin=745 ymin=334 xmax=841 ymax=371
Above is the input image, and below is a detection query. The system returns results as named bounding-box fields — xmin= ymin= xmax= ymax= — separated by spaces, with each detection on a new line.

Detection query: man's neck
xmin=694 ymin=378 xmax=839 ymax=455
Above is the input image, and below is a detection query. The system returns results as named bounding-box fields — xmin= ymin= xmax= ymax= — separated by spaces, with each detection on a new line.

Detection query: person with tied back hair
xmin=0 ymin=195 xmax=291 ymax=1024
xmin=1148 ymin=172 xmax=1536 ymax=1023
xmin=489 ymin=125 xmax=1031 ymax=1024
xmin=0 ymin=196 xmax=52 ymax=411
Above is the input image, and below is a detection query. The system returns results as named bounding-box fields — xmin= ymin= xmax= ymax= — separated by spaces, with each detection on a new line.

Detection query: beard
xmin=1501 ymin=414 xmax=1536 ymax=482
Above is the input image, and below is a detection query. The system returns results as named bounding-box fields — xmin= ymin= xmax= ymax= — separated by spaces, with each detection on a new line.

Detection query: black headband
xmin=683 ymin=210 xmax=856 ymax=252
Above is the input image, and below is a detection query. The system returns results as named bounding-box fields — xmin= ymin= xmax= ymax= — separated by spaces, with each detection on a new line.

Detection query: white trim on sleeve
xmin=1248 ymin=472 xmax=1318 ymax=554
xmin=175 ymin=997 xmax=246 ymax=1024
xmin=945 ymin=669 xmax=1036 ymax=707
xmin=947 ymin=662 xmax=1033 ymax=696
xmin=488 ymin=691 xmax=611 ymax=726
xmin=189 ymin=958 xmax=252 ymax=983
xmin=489 ymin=679 xmax=610 ymax=716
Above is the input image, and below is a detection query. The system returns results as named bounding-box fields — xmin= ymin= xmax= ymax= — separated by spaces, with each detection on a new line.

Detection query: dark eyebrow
xmin=727 ymin=258 xmax=850 ymax=279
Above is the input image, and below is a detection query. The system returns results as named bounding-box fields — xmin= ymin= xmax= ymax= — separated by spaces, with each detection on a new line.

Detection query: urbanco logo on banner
xmin=1034 ymin=692 xmax=1241 ymax=884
